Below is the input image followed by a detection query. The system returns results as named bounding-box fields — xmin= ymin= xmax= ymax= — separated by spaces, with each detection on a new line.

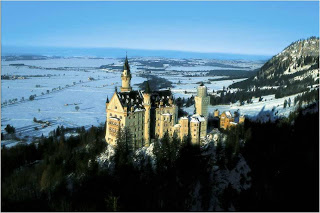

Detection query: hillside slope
xmin=231 ymin=37 xmax=319 ymax=91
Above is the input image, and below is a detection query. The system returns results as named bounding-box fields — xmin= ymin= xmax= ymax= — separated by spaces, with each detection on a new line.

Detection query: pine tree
xmin=288 ymin=98 xmax=291 ymax=107
xmin=114 ymin=127 xmax=133 ymax=170
xmin=283 ymin=99 xmax=288 ymax=108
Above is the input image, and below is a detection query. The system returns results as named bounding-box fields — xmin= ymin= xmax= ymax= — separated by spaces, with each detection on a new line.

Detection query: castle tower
xmin=143 ymin=81 xmax=151 ymax=146
xmin=120 ymin=55 xmax=132 ymax=92
xmin=195 ymin=82 xmax=210 ymax=118
xmin=179 ymin=117 xmax=189 ymax=141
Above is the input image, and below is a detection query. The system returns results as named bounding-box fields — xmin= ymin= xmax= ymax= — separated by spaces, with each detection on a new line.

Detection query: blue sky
xmin=2 ymin=1 xmax=319 ymax=55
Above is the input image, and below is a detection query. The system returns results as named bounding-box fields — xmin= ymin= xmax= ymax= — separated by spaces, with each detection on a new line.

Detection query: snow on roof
xmin=110 ymin=117 xmax=120 ymax=121
xmin=190 ymin=118 xmax=199 ymax=123
xmin=198 ymin=116 xmax=206 ymax=122
xmin=225 ymin=111 xmax=232 ymax=118
xmin=191 ymin=114 xmax=206 ymax=122
xmin=117 ymin=90 xmax=145 ymax=112
xmin=134 ymin=108 xmax=145 ymax=112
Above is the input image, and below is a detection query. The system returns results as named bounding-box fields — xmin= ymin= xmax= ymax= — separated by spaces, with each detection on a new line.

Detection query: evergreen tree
xmin=283 ymin=99 xmax=288 ymax=108
xmin=114 ymin=127 xmax=133 ymax=171
xmin=4 ymin=124 xmax=15 ymax=134
xmin=288 ymin=98 xmax=291 ymax=107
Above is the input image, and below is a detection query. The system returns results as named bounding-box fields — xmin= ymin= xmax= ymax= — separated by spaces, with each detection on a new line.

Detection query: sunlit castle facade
xmin=105 ymin=56 xmax=209 ymax=148
xmin=195 ymin=82 xmax=210 ymax=118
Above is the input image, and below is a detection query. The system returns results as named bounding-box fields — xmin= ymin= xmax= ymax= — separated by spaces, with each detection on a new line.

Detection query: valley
xmin=1 ymin=56 xmax=265 ymax=143
xmin=1 ymin=37 xmax=319 ymax=147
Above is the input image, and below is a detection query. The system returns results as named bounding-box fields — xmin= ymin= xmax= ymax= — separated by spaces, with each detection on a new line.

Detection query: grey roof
xmin=150 ymin=90 xmax=174 ymax=107
xmin=117 ymin=90 xmax=144 ymax=112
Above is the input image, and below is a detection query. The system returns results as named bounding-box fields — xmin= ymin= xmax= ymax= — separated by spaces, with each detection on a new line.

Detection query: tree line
xmin=2 ymin=101 xmax=319 ymax=211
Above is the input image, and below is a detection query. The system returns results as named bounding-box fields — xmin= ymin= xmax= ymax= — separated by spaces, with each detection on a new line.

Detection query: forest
xmin=137 ymin=73 xmax=174 ymax=91
xmin=1 ymin=102 xmax=319 ymax=211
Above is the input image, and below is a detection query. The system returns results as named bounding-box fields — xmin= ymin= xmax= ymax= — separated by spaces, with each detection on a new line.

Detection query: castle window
xmin=120 ymin=116 xmax=122 ymax=119
xmin=115 ymin=106 xmax=117 ymax=109
xmin=110 ymin=113 xmax=112 ymax=116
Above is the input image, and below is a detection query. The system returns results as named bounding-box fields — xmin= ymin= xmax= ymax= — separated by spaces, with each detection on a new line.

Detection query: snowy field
xmin=1 ymin=57 xmax=275 ymax=143
xmin=186 ymin=93 xmax=300 ymax=120
xmin=1 ymin=58 xmax=146 ymax=140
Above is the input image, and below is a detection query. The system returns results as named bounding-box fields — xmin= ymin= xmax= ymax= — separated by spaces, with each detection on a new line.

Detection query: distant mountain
xmin=231 ymin=37 xmax=319 ymax=92
xmin=1 ymin=46 xmax=271 ymax=61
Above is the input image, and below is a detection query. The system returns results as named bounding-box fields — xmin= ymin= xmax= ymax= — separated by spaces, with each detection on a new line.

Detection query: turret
xmin=197 ymin=82 xmax=207 ymax=97
xmin=106 ymin=96 xmax=109 ymax=110
xmin=195 ymin=82 xmax=210 ymax=118
xmin=214 ymin=109 xmax=219 ymax=117
xmin=120 ymin=55 xmax=132 ymax=92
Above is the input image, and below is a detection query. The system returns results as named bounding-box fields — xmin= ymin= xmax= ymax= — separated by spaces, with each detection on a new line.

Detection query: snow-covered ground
xmin=1 ymin=57 xmax=265 ymax=142
xmin=1 ymin=139 xmax=25 ymax=148
xmin=1 ymin=58 xmax=145 ymax=140
xmin=186 ymin=93 xmax=300 ymax=120
xmin=171 ymin=77 xmax=247 ymax=99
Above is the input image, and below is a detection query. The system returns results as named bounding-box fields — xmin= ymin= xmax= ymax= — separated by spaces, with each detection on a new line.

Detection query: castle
xmin=105 ymin=56 xmax=209 ymax=148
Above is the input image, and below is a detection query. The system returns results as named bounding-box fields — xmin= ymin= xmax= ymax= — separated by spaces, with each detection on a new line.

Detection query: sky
xmin=1 ymin=1 xmax=319 ymax=56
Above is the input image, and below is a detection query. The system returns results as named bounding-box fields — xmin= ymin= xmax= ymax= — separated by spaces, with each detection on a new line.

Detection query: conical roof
xmin=145 ymin=81 xmax=151 ymax=94
xmin=123 ymin=54 xmax=130 ymax=73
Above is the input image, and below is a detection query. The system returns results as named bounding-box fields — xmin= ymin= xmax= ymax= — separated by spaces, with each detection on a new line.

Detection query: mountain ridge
xmin=230 ymin=36 xmax=319 ymax=91
xmin=1 ymin=45 xmax=271 ymax=61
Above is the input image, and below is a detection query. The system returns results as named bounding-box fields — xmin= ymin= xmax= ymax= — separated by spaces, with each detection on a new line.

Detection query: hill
xmin=230 ymin=37 xmax=319 ymax=95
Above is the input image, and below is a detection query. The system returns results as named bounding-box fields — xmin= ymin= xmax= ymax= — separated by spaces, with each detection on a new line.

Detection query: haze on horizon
xmin=2 ymin=1 xmax=319 ymax=56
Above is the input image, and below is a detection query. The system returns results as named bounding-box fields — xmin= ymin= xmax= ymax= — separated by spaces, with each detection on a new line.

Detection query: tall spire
xmin=123 ymin=53 xmax=130 ymax=73
xmin=120 ymin=53 xmax=132 ymax=92
xmin=145 ymin=81 xmax=151 ymax=94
